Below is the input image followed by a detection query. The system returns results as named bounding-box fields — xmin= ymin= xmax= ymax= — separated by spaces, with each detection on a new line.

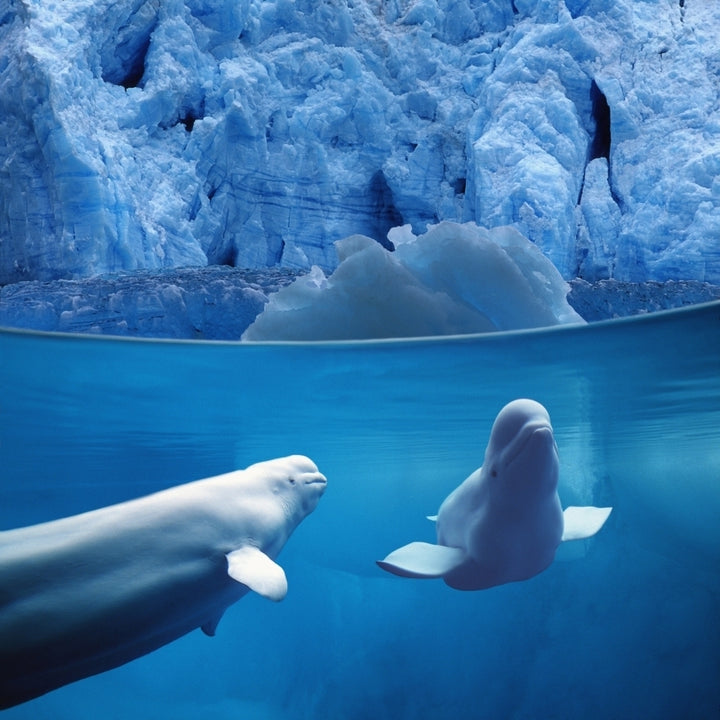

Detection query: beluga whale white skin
xmin=377 ymin=399 xmax=612 ymax=590
xmin=0 ymin=454 xmax=327 ymax=709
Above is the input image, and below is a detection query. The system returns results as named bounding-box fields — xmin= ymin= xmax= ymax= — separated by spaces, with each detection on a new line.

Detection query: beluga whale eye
xmin=288 ymin=477 xmax=296 ymax=485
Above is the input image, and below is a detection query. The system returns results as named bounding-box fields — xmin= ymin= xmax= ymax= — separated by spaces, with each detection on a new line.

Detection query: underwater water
xmin=1 ymin=302 xmax=719 ymax=719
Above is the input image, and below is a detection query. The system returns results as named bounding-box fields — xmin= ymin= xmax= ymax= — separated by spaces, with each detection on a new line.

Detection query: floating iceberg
xmin=241 ymin=222 xmax=585 ymax=340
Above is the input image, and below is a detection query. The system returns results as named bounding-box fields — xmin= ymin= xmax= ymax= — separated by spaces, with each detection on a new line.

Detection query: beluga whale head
xmin=378 ymin=399 xmax=612 ymax=591
xmin=260 ymin=454 xmax=328 ymax=515
xmin=481 ymin=398 xmax=559 ymax=501
xmin=231 ymin=455 xmax=327 ymax=561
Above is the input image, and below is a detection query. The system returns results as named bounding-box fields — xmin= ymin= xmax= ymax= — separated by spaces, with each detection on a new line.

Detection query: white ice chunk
xmin=241 ymin=222 xmax=585 ymax=341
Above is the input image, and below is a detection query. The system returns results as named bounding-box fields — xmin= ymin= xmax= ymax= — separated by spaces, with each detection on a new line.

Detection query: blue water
xmin=1 ymin=303 xmax=719 ymax=719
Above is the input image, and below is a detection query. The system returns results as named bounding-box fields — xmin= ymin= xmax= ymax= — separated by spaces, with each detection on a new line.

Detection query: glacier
xmin=1 ymin=0 xmax=719 ymax=291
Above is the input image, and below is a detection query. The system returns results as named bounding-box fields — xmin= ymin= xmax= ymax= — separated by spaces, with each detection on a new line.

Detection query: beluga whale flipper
xmin=377 ymin=399 xmax=611 ymax=590
xmin=0 ymin=455 xmax=327 ymax=709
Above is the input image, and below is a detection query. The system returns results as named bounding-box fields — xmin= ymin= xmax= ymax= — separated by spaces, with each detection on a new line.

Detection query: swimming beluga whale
xmin=0 ymin=455 xmax=327 ymax=709
xmin=377 ymin=399 xmax=611 ymax=590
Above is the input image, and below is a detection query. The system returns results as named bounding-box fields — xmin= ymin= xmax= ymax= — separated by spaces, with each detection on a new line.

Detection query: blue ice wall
xmin=1 ymin=302 xmax=718 ymax=718
xmin=1 ymin=0 xmax=719 ymax=284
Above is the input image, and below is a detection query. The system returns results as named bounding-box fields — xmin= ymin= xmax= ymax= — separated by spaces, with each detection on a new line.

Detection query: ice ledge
xmin=2 ymin=269 xmax=718 ymax=340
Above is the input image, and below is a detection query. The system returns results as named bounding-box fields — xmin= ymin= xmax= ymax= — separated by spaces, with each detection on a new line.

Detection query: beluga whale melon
xmin=0 ymin=455 xmax=327 ymax=709
xmin=377 ymin=399 xmax=612 ymax=590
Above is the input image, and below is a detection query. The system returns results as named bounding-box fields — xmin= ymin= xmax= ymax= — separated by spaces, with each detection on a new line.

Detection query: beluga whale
xmin=0 ymin=455 xmax=327 ymax=709
xmin=377 ymin=399 xmax=612 ymax=590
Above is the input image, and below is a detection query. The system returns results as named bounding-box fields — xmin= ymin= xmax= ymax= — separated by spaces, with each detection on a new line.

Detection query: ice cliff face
xmin=1 ymin=0 xmax=719 ymax=286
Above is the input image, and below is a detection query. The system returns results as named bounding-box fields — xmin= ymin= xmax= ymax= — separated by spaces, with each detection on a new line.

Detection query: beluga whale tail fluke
xmin=0 ymin=455 xmax=327 ymax=710
xmin=377 ymin=399 xmax=612 ymax=591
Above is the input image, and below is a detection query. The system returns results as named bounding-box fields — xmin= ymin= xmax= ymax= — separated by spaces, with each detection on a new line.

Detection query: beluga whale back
xmin=377 ymin=399 xmax=612 ymax=590
xmin=0 ymin=455 xmax=327 ymax=709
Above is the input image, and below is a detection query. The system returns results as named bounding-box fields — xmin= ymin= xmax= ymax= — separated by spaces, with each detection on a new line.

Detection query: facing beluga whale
xmin=0 ymin=455 xmax=327 ymax=710
xmin=377 ymin=399 xmax=611 ymax=590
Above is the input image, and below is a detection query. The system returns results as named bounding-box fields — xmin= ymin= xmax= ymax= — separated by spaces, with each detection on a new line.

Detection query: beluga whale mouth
xmin=303 ymin=472 xmax=328 ymax=487
xmin=501 ymin=417 xmax=557 ymax=472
